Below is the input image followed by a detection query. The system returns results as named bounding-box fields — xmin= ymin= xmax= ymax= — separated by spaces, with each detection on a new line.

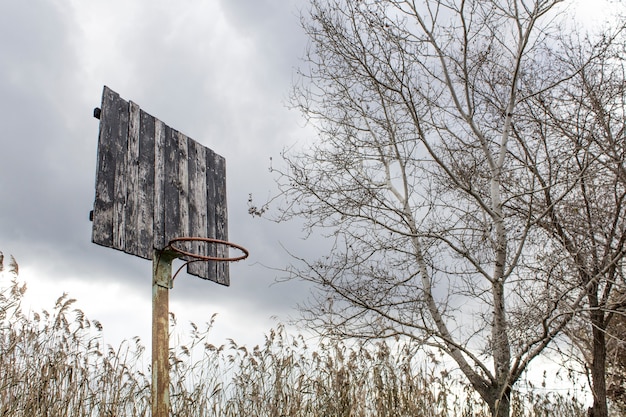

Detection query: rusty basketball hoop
xmin=167 ymin=237 xmax=249 ymax=262
xmin=164 ymin=237 xmax=249 ymax=281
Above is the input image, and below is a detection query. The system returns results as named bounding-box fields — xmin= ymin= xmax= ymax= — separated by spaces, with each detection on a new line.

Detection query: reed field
xmin=0 ymin=268 xmax=587 ymax=416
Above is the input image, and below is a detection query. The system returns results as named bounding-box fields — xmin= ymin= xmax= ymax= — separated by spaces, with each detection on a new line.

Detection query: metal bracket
xmin=153 ymin=250 xmax=176 ymax=289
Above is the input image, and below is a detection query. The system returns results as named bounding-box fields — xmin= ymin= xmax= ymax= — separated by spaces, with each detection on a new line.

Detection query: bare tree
xmin=269 ymin=1 xmax=620 ymax=416
xmin=515 ymin=27 xmax=626 ymax=417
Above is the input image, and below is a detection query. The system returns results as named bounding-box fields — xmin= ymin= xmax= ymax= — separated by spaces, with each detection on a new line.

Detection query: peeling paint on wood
xmin=92 ymin=86 xmax=229 ymax=285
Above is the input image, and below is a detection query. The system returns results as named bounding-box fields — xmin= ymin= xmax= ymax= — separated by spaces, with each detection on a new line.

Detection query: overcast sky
xmin=0 ymin=0 xmax=323 ymax=348
xmin=0 ymin=0 xmax=615 ymax=352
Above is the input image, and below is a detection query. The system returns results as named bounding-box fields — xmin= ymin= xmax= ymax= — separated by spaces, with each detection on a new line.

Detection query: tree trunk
xmin=487 ymin=387 xmax=511 ymax=417
xmin=589 ymin=304 xmax=608 ymax=417
xmin=590 ymin=320 xmax=609 ymax=417
xmin=491 ymin=280 xmax=512 ymax=417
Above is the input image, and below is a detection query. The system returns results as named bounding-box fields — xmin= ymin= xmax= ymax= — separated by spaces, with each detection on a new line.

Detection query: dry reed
xmin=0 ymin=262 xmax=586 ymax=417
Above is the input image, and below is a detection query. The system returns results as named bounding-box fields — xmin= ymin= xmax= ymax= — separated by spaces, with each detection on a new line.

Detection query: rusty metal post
xmin=152 ymin=250 xmax=175 ymax=417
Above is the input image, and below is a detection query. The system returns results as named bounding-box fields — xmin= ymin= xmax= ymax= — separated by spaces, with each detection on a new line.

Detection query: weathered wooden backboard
xmin=92 ymin=86 xmax=229 ymax=285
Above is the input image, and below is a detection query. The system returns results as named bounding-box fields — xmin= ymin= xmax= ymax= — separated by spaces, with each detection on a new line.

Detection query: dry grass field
xmin=0 ymin=265 xmax=586 ymax=416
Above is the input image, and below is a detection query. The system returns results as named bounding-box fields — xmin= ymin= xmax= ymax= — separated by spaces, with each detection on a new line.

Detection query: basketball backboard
xmin=91 ymin=86 xmax=229 ymax=285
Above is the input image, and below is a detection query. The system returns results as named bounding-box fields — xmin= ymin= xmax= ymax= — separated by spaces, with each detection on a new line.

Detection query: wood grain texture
xmin=124 ymin=101 xmax=141 ymax=256
xmin=153 ymin=118 xmax=166 ymax=252
xmin=137 ymin=109 xmax=155 ymax=258
xmin=92 ymin=87 xmax=118 ymax=248
xmin=214 ymin=154 xmax=229 ymax=285
xmin=92 ymin=86 xmax=230 ymax=285
xmin=187 ymin=139 xmax=209 ymax=279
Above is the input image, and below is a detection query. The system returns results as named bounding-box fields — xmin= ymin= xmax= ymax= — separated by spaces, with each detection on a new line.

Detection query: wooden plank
xmin=111 ymin=94 xmax=130 ymax=251
xmin=153 ymin=119 xmax=166 ymax=251
xmin=177 ymin=130 xmax=190 ymax=242
xmin=186 ymin=139 xmax=209 ymax=279
xmin=92 ymin=86 xmax=118 ymax=248
xmin=205 ymin=147 xmax=218 ymax=279
xmin=214 ymin=153 xmax=229 ymax=285
xmin=137 ymin=109 xmax=155 ymax=259
xmin=163 ymin=126 xmax=181 ymax=245
xmin=124 ymin=101 xmax=141 ymax=256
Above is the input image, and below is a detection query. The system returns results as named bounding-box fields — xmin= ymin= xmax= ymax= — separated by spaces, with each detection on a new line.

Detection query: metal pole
xmin=152 ymin=250 xmax=175 ymax=417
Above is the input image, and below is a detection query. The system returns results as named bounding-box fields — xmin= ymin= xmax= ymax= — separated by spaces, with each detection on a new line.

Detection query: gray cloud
xmin=0 ymin=0 xmax=317 ymax=346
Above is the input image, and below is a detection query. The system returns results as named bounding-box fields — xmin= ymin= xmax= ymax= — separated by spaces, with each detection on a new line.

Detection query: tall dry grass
xmin=0 ymin=262 xmax=586 ymax=416
xmin=0 ymin=278 xmax=151 ymax=416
